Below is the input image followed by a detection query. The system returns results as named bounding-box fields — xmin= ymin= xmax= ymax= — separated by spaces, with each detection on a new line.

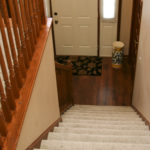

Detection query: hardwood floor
xmin=73 ymin=58 xmax=132 ymax=106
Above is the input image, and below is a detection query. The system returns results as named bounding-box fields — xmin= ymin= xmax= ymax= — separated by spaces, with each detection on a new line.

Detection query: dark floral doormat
xmin=55 ymin=56 xmax=102 ymax=76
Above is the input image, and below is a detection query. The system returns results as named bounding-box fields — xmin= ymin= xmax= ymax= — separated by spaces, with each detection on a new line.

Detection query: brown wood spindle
xmin=35 ymin=0 xmax=42 ymax=29
xmin=0 ymin=10 xmax=19 ymax=99
xmin=24 ymin=0 xmax=35 ymax=53
xmin=13 ymin=0 xmax=29 ymax=69
xmin=32 ymin=0 xmax=40 ymax=36
xmin=39 ymin=0 xmax=47 ymax=25
xmin=0 ymin=136 xmax=3 ymax=150
xmin=0 ymin=110 xmax=7 ymax=137
xmin=28 ymin=0 xmax=37 ymax=44
xmin=8 ymin=0 xmax=26 ymax=79
xmin=0 ymin=78 xmax=12 ymax=122
xmin=2 ymin=0 xmax=23 ymax=89
xmin=19 ymin=0 xmax=33 ymax=59
xmin=0 ymin=46 xmax=16 ymax=110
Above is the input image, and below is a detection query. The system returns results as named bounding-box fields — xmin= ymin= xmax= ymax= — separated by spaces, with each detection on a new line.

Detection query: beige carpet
xmin=34 ymin=105 xmax=150 ymax=150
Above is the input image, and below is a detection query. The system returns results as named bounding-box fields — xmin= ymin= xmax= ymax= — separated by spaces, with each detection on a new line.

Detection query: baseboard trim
xmin=132 ymin=105 xmax=150 ymax=129
xmin=26 ymin=117 xmax=62 ymax=150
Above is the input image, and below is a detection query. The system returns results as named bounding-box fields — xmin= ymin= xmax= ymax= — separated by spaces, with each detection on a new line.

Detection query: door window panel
xmin=102 ymin=0 xmax=116 ymax=19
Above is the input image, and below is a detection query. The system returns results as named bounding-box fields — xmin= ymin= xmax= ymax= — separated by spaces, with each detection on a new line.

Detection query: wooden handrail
xmin=55 ymin=61 xmax=74 ymax=113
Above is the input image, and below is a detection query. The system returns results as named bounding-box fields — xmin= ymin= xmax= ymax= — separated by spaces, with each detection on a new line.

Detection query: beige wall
xmin=132 ymin=0 xmax=150 ymax=122
xmin=120 ymin=0 xmax=133 ymax=55
xmin=16 ymin=29 xmax=60 ymax=150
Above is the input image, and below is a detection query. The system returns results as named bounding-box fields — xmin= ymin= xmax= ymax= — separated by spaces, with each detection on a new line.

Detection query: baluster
xmin=0 ymin=78 xmax=12 ymax=122
xmin=28 ymin=0 xmax=37 ymax=44
xmin=0 ymin=110 xmax=7 ymax=137
xmin=39 ymin=0 xmax=47 ymax=25
xmin=19 ymin=0 xmax=33 ymax=59
xmin=35 ymin=0 xmax=42 ymax=29
xmin=32 ymin=0 xmax=40 ymax=36
xmin=24 ymin=0 xmax=35 ymax=53
xmin=1 ymin=0 xmax=23 ymax=89
xmin=0 ymin=136 xmax=3 ymax=150
xmin=8 ymin=0 xmax=26 ymax=79
xmin=13 ymin=0 xmax=29 ymax=69
xmin=0 ymin=11 xmax=19 ymax=99
xmin=0 ymin=46 xmax=15 ymax=110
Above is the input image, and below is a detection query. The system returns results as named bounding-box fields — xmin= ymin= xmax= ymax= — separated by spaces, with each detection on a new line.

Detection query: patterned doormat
xmin=55 ymin=56 xmax=102 ymax=76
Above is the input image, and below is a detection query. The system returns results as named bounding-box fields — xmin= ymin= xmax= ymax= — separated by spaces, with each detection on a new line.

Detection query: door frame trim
xmin=117 ymin=0 xmax=122 ymax=40
xmin=97 ymin=0 xmax=100 ymax=56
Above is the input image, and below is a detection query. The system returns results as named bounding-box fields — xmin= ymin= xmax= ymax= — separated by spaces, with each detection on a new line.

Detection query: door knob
xmin=54 ymin=12 xmax=58 ymax=16
xmin=55 ymin=20 xmax=59 ymax=24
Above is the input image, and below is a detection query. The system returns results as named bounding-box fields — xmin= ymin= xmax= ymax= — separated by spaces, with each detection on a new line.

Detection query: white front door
xmin=100 ymin=0 xmax=119 ymax=57
xmin=51 ymin=0 xmax=98 ymax=56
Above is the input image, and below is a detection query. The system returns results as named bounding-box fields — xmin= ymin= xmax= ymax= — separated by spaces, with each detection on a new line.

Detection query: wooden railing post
xmin=39 ymin=0 xmax=47 ymax=25
xmin=2 ymin=0 xmax=24 ymax=89
xmin=19 ymin=0 xmax=33 ymax=59
xmin=0 ymin=46 xmax=16 ymax=110
xmin=13 ymin=0 xmax=29 ymax=69
xmin=8 ymin=0 xmax=26 ymax=80
xmin=24 ymin=0 xmax=35 ymax=53
xmin=28 ymin=0 xmax=37 ymax=44
xmin=36 ymin=0 xmax=42 ymax=29
xmin=0 ymin=78 xmax=12 ymax=122
xmin=0 ymin=10 xmax=19 ymax=99
xmin=0 ymin=110 xmax=7 ymax=137
xmin=32 ymin=0 xmax=40 ymax=36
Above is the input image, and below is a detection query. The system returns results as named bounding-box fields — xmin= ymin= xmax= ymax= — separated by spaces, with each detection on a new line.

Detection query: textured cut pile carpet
xmin=55 ymin=56 xmax=102 ymax=76
xmin=35 ymin=105 xmax=150 ymax=150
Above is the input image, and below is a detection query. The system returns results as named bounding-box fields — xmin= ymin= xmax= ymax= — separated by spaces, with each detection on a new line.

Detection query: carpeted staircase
xmin=34 ymin=105 xmax=150 ymax=150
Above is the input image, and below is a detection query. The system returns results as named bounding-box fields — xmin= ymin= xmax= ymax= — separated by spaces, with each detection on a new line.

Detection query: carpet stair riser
xmin=67 ymin=110 xmax=136 ymax=114
xmin=54 ymin=127 xmax=150 ymax=136
xmin=48 ymin=132 xmax=150 ymax=144
xmin=64 ymin=112 xmax=139 ymax=117
xmin=40 ymin=140 xmax=150 ymax=150
xmin=62 ymin=118 xmax=145 ymax=125
xmin=59 ymin=122 xmax=149 ymax=130
xmin=62 ymin=115 xmax=142 ymax=121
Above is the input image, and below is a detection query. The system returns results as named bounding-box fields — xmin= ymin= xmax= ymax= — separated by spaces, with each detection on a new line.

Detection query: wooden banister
xmin=36 ymin=0 xmax=42 ymax=29
xmin=8 ymin=0 xmax=26 ymax=80
xmin=0 ymin=78 xmax=12 ymax=122
xmin=28 ymin=0 xmax=37 ymax=44
xmin=0 ymin=46 xmax=16 ymax=110
xmin=55 ymin=61 xmax=74 ymax=113
xmin=24 ymin=0 xmax=35 ymax=53
xmin=0 ymin=10 xmax=19 ymax=99
xmin=0 ymin=0 xmax=48 ymax=149
xmin=0 ymin=110 xmax=7 ymax=137
xmin=39 ymin=0 xmax=47 ymax=25
xmin=13 ymin=0 xmax=29 ymax=69
xmin=19 ymin=0 xmax=33 ymax=59
xmin=2 ymin=0 xmax=23 ymax=89
xmin=32 ymin=0 xmax=40 ymax=36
